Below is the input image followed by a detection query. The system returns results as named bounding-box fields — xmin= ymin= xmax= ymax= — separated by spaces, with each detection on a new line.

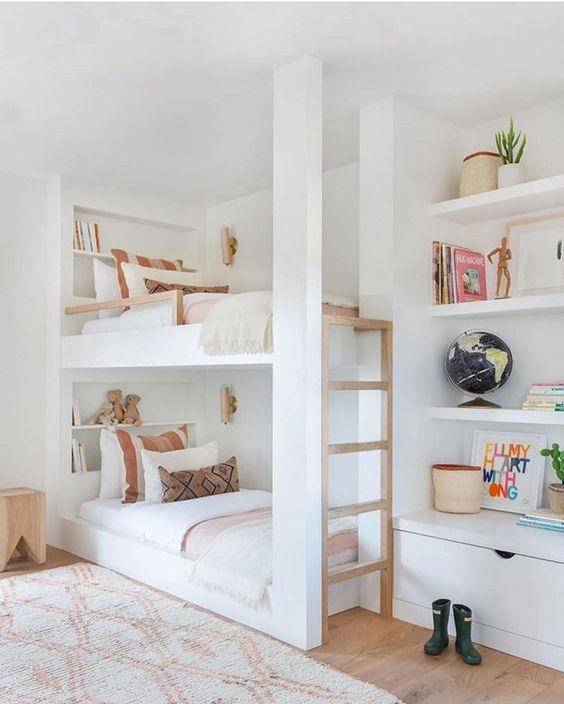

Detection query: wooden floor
xmin=3 ymin=547 xmax=564 ymax=703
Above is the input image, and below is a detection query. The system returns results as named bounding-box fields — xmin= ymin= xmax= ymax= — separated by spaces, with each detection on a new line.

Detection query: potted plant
xmin=540 ymin=443 xmax=564 ymax=513
xmin=495 ymin=117 xmax=527 ymax=188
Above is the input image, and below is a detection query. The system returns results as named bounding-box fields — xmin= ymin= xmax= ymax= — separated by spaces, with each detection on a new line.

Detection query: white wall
xmin=0 ymin=171 xmax=47 ymax=490
xmin=205 ymin=163 xmax=359 ymax=298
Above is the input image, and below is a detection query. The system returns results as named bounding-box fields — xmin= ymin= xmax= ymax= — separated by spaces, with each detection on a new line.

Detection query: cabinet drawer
xmin=395 ymin=530 xmax=564 ymax=649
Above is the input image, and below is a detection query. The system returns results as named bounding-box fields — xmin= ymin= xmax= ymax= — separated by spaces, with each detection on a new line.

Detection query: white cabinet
xmin=393 ymin=516 xmax=564 ymax=671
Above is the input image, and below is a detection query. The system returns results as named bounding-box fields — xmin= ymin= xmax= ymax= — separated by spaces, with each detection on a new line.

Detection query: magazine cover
xmin=453 ymin=247 xmax=487 ymax=302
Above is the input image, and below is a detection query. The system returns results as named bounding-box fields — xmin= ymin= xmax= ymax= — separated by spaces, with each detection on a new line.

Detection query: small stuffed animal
xmin=123 ymin=394 xmax=142 ymax=426
xmin=107 ymin=389 xmax=124 ymax=423
xmin=89 ymin=401 xmax=117 ymax=430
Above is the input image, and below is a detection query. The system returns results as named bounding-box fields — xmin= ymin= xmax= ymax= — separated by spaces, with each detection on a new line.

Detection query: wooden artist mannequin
xmin=488 ymin=236 xmax=512 ymax=299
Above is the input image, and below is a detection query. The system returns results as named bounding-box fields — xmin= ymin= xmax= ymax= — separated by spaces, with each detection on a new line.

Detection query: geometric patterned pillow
xmin=111 ymin=248 xmax=183 ymax=299
xmin=144 ymin=278 xmax=229 ymax=296
xmin=159 ymin=457 xmax=239 ymax=503
xmin=115 ymin=424 xmax=189 ymax=504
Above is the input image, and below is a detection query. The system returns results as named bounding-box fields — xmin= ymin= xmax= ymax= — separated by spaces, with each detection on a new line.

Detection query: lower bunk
xmin=59 ymin=490 xmax=360 ymax=642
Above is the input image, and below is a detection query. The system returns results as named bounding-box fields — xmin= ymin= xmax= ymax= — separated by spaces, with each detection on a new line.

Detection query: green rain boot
xmin=423 ymin=598 xmax=450 ymax=655
xmin=453 ymin=604 xmax=482 ymax=665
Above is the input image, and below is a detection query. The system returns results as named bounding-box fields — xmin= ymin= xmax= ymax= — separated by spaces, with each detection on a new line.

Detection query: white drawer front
xmin=395 ymin=530 xmax=564 ymax=649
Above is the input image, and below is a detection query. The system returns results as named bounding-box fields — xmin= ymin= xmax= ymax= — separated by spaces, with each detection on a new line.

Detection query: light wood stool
xmin=0 ymin=488 xmax=46 ymax=572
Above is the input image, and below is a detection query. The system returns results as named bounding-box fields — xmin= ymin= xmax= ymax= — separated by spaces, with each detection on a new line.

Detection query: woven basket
xmin=459 ymin=151 xmax=502 ymax=198
xmin=432 ymin=464 xmax=482 ymax=514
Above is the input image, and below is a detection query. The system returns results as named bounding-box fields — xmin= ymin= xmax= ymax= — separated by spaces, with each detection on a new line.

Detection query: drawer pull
xmin=494 ymin=549 xmax=515 ymax=559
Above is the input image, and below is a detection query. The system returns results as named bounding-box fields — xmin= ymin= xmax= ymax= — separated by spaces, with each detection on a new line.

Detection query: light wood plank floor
xmin=2 ymin=547 xmax=564 ymax=703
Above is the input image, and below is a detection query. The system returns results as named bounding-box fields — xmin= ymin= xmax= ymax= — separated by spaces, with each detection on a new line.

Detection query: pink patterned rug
xmin=0 ymin=563 xmax=401 ymax=703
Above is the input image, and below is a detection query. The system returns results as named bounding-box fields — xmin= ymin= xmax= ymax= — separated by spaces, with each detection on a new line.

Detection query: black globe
xmin=445 ymin=331 xmax=513 ymax=397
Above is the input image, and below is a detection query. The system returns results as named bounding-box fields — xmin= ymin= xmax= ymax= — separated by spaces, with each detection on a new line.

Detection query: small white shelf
xmin=430 ymin=292 xmax=564 ymax=319
xmin=393 ymin=509 xmax=564 ymax=564
xmin=428 ymin=174 xmax=564 ymax=224
xmin=72 ymin=420 xmax=197 ymax=431
xmin=429 ymin=406 xmax=564 ymax=425
xmin=73 ymin=249 xmax=114 ymax=262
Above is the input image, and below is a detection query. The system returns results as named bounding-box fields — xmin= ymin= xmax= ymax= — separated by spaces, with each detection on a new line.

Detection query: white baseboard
xmin=394 ymin=598 xmax=564 ymax=673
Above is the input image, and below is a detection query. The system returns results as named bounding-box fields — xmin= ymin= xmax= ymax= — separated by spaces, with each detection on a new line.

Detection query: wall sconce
xmin=220 ymin=385 xmax=238 ymax=424
xmin=221 ymin=227 xmax=238 ymax=266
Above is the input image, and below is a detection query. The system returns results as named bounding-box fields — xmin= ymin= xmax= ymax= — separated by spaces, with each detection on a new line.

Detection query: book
xmin=452 ymin=247 xmax=487 ymax=303
xmin=524 ymin=508 xmax=564 ymax=524
xmin=517 ymin=517 xmax=564 ymax=533
xmin=78 ymin=442 xmax=88 ymax=474
xmin=72 ymin=398 xmax=81 ymax=426
xmin=72 ymin=438 xmax=81 ymax=473
xmin=73 ymin=221 xmax=101 ymax=253
xmin=433 ymin=242 xmax=487 ymax=305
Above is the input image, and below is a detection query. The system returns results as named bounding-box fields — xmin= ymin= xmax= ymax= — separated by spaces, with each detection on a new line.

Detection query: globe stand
xmin=458 ymin=396 xmax=501 ymax=409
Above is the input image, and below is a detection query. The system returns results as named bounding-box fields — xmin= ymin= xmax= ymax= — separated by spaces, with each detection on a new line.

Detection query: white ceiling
xmin=2 ymin=2 xmax=564 ymax=205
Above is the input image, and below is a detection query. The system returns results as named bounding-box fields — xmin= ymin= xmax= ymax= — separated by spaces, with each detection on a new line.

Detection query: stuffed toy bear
xmin=89 ymin=401 xmax=117 ymax=430
xmin=107 ymin=389 xmax=124 ymax=423
xmin=123 ymin=394 xmax=142 ymax=426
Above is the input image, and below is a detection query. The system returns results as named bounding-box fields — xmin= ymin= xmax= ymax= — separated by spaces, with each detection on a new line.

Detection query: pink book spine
xmin=453 ymin=248 xmax=487 ymax=303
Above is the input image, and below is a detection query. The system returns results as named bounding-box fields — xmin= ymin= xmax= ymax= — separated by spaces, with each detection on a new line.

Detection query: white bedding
xmin=78 ymin=490 xmax=272 ymax=552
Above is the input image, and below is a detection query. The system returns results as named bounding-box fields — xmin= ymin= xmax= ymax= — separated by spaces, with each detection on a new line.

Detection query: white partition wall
xmin=272 ymin=56 xmax=323 ymax=649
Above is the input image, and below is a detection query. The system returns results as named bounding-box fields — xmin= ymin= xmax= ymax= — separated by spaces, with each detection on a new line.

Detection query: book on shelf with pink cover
xmin=453 ymin=247 xmax=487 ymax=303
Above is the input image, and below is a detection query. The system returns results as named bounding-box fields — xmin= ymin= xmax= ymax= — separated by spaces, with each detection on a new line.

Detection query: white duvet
xmin=79 ymin=490 xmax=272 ymax=552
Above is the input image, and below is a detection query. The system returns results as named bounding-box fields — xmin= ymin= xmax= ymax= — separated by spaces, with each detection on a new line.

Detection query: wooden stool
xmin=0 ymin=488 xmax=46 ymax=572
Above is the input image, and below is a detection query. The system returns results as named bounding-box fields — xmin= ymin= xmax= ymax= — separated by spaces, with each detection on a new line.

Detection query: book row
xmin=73 ymin=220 xmax=101 ymax=253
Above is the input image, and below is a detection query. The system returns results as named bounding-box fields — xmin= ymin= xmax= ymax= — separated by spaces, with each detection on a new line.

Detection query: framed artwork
xmin=508 ymin=213 xmax=564 ymax=295
xmin=471 ymin=430 xmax=546 ymax=513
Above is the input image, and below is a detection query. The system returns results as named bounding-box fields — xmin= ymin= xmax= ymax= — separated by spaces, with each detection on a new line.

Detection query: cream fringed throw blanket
xmin=199 ymin=290 xmax=273 ymax=355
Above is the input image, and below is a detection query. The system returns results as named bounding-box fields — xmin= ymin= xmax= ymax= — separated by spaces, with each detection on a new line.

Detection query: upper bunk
xmin=56 ymin=178 xmax=360 ymax=370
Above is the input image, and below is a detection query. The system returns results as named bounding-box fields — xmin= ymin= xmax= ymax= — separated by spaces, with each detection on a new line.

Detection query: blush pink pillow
xmin=184 ymin=299 xmax=221 ymax=324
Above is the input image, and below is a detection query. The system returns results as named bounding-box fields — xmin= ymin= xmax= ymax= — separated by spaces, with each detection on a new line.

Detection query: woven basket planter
xmin=432 ymin=464 xmax=482 ymax=514
xmin=459 ymin=151 xmax=502 ymax=198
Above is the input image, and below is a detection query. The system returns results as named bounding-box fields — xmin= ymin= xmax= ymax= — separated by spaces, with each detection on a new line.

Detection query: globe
xmin=445 ymin=330 xmax=513 ymax=407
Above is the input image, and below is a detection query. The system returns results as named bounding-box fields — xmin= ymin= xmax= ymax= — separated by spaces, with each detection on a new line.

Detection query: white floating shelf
xmin=429 ymin=406 xmax=564 ymax=426
xmin=430 ymin=292 xmax=564 ymax=319
xmin=73 ymin=249 xmax=114 ymax=262
xmin=428 ymin=174 xmax=564 ymax=224
xmin=72 ymin=420 xmax=197 ymax=431
xmin=394 ymin=509 xmax=563 ymax=564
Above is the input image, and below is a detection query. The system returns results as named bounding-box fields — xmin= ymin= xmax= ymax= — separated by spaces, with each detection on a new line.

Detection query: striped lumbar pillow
xmin=111 ymin=248 xmax=183 ymax=299
xmin=159 ymin=457 xmax=239 ymax=503
xmin=115 ymin=425 xmax=189 ymax=503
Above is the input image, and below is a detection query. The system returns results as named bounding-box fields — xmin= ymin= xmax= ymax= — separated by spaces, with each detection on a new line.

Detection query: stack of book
xmin=522 ymin=382 xmax=564 ymax=412
xmin=517 ymin=508 xmax=564 ymax=533
xmin=432 ymin=241 xmax=487 ymax=305
xmin=71 ymin=438 xmax=88 ymax=473
xmin=73 ymin=220 xmax=101 ymax=253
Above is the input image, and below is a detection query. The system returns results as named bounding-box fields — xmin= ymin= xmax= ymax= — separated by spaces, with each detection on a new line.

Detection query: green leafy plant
xmin=540 ymin=442 xmax=564 ymax=483
xmin=495 ymin=117 xmax=527 ymax=164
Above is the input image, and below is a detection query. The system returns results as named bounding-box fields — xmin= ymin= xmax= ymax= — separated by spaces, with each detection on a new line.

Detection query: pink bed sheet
xmin=184 ymin=298 xmax=220 ymax=324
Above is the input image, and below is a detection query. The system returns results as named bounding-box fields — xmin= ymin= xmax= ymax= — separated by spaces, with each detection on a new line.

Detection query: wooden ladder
xmin=321 ymin=314 xmax=393 ymax=643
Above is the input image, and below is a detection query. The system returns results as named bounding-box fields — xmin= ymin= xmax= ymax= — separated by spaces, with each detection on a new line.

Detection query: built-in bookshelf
xmin=430 ymin=292 xmax=564 ymax=318
xmin=73 ymin=249 xmax=114 ymax=262
xmin=429 ymin=406 xmax=564 ymax=426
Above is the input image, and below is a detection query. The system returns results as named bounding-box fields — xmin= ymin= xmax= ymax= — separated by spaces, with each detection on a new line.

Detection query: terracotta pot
xmin=548 ymin=483 xmax=564 ymax=514
xmin=498 ymin=162 xmax=525 ymax=188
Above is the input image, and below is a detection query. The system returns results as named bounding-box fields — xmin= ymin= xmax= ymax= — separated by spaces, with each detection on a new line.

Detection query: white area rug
xmin=0 ymin=563 xmax=401 ymax=703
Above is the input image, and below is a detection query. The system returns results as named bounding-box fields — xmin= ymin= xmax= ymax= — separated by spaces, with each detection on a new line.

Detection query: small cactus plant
xmin=540 ymin=443 xmax=564 ymax=483
xmin=495 ymin=117 xmax=527 ymax=164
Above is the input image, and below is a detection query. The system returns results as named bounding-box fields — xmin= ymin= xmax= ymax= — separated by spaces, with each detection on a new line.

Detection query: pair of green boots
xmin=424 ymin=599 xmax=482 ymax=665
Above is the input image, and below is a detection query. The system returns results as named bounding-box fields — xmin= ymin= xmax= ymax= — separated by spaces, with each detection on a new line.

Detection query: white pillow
xmin=141 ymin=441 xmax=219 ymax=503
xmin=98 ymin=430 xmax=124 ymax=499
xmin=121 ymin=262 xmax=202 ymax=299
xmin=93 ymin=259 xmax=121 ymax=319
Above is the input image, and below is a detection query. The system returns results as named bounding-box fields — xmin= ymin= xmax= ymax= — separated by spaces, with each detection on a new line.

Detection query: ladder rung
xmin=328 ymin=381 xmax=388 ymax=391
xmin=328 ymin=441 xmax=387 ymax=455
xmin=324 ymin=315 xmax=391 ymax=331
xmin=328 ymin=558 xmax=388 ymax=584
xmin=328 ymin=500 xmax=386 ymax=519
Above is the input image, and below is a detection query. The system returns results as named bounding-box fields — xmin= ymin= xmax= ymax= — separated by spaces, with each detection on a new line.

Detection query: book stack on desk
xmin=517 ymin=508 xmax=564 ymax=533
